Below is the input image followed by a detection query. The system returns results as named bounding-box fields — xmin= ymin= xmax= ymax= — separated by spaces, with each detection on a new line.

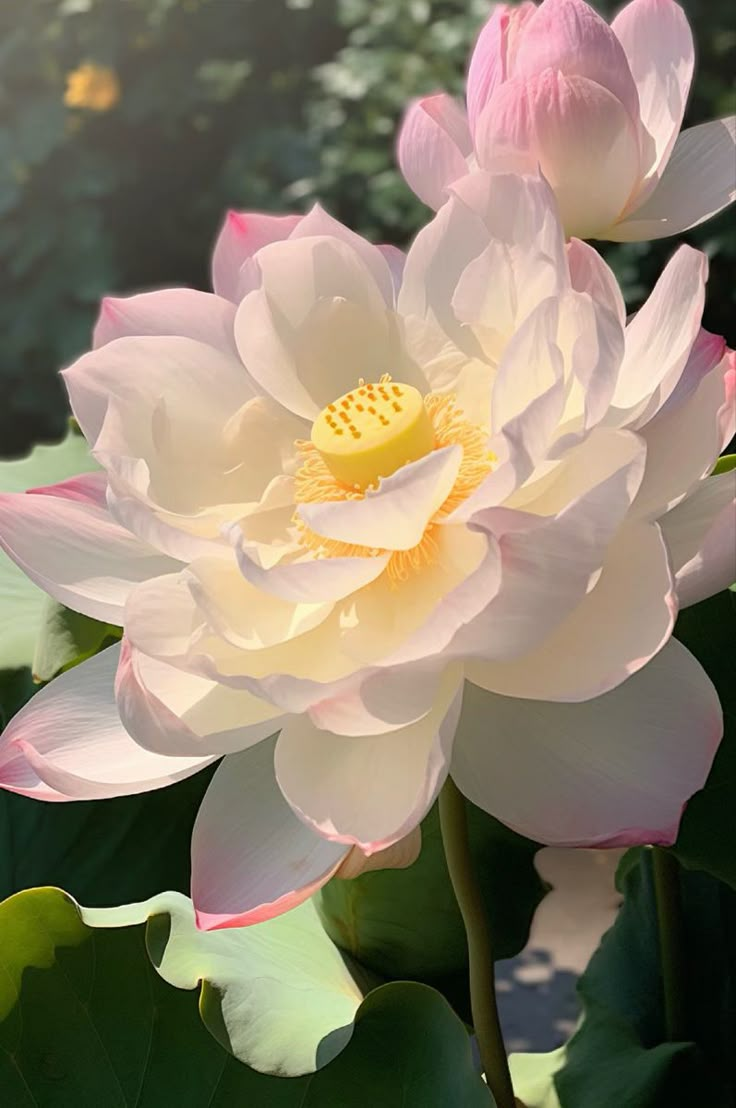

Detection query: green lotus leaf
xmin=0 ymin=886 xmax=490 ymax=1105
xmin=80 ymin=888 xmax=368 ymax=1077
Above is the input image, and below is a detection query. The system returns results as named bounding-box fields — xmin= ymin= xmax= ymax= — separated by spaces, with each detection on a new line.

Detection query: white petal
xmin=235 ymin=288 xmax=400 ymax=422
xmin=611 ymin=244 xmax=707 ymax=415
xmin=491 ymin=298 xmax=565 ymax=434
xmin=554 ymin=286 xmax=625 ymax=435
xmin=298 ymin=446 xmax=462 ymax=551
xmin=450 ymin=170 xmax=567 ymax=279
xmin=566 ymin=238 xmax=625 ymax=327
xmin=250 ymin=234 xmax=386 ymax=329
xmin=609 ymin=118 xmax=736 ymax=240
xmin=124 ymin=571 xmax=205 ymax=663
xmin=611 ymin=0 xmax=694 ymax=188
xmin=290 ymin=203 xmax=396 ymax=305
xmin=340 ymin=524 xmax=492 ymax=670
xmin=63 ymin=337 xmax=260 ymax=557
xmin=455 ymin=431 xmax=646 ymax=661
xmin=63 ymin=334 xmax=254 ymax=453
xmin=275 ymin=670 xmax=463 ymax=851
xmin=191 ymin=737 xmax=348 ymax=929
xmin=453 ymin=639 xmax=722 ymax=846
xmin=0 ymin=645 xmax=213 ymax=800
xmin=634 ymin=358 xmax=732 ymax=518
xmin=422 ymin=171 xmax=567 ymax=357
xmin=307 ymin=661 xmax=450 ymax=736
xmin=123 ymin=571 xmax=357 ymax=704
xmin=0 ymin=490 xmax=177 ymax=622
xmin=467 ymin=521 xmax=675 ymax=702
xmin=398 ymin=193 xmax=489 ymax=353
xmin=188 ymin=554 xmax=332 ymax=650
xmin=660 ymin=471 xmax=736 ymax=607
xmin=230 ymin=526 xmax=389 ymax=603
xmin=116 ymin=640 xmax=285 ymax=756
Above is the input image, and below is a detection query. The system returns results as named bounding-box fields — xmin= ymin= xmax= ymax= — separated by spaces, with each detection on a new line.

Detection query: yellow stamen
xmin=294 ymin=384 xmax=494 ymax=584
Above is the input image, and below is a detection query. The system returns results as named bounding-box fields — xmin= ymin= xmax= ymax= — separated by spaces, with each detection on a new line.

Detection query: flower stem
xmin=439 ymin=776 xmax=516 ymax=1108
xmin=652 ymin=846 xmax=687 ymax=1042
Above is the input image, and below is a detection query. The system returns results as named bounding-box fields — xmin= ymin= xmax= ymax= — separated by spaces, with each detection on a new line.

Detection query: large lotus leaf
xmin=0 ymin=429 xmax=98 ymax=669
xmin=295 ymin=983 xmax=491 ymax=1106
xmin=546 ymin=850 xmax=734 ymax=1107
xmin=509 ymin=1048 xmax=565 ymax=1108
xmin=0 ymin=887 xmax=490 ymax=1106
xmin=672 ymin=590 xmax=736 ymax=887
xmin=317 ymin=783 xmax=545 ymax=982
xmin=81 ymin=888 xmax=367 ymax=1076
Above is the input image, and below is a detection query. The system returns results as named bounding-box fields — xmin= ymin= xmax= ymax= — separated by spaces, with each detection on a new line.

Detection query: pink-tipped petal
xmin=476 ymin=70 xmax=641 ymax=239
xmin=454 ymin=639 xmax=722 ymax=847
xmin=397 ymin=94 xmax=472 ymax=210
xmin=656 ymin=328 xmax=727 ymax=417
xmin=191 ymin=738 xmax=348 ymax=930
xmin=0 ymin=645 xmax=213 ymax=801
xmin=512 ymin=0 xmax=641 ymax=124
xmin=93 ymin=289 xmax=237 ymax=355
xmin=211 ymin=210 xmax=302 ymax=303
xmin=466 ymin=2 xmax=536 ymax=132
xmin=27 ymin=470 xmax=107 ymax=506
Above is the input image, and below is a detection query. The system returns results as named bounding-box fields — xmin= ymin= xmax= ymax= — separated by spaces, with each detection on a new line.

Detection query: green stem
xmin=652 ymin=846 xmax=687 ymax=1042
xmin=439 ymin=777 xmax=516 ymax=1108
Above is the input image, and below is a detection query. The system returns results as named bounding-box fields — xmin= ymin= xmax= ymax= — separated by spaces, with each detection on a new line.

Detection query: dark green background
xmin=0 ymin=0 xmax=733 ymax=458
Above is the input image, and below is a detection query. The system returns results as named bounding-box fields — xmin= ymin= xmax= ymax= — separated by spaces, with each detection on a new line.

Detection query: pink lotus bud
xmin=397 ymin=0 xmax=735 ymax=240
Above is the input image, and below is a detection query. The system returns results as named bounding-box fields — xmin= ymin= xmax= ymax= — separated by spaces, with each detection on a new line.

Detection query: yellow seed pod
xmin=311 ymin=380 xmax=434 ymax=489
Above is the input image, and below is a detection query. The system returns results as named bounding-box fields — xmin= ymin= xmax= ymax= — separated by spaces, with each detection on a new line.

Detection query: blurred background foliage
xmin=0 ymin=0 xmax=734 ymax=456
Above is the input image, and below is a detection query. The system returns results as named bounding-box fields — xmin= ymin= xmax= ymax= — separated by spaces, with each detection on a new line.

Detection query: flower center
xmin=294 ymin=381 xmax=494 ymax=583
xmin=310 ymin=377 xmax=434 ymax=490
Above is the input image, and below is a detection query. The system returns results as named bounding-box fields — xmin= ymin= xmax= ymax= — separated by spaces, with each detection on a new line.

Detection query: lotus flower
xmin=1 ymin=178 xmax=733 ymax=930
xmin=398 ymin=0 xmax=736 ymax=240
